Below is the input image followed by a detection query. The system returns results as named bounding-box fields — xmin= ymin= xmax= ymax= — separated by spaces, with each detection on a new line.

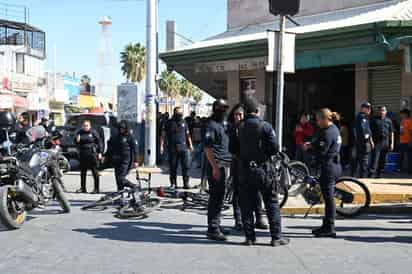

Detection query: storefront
xmin=0 ymin=93 xmax=28 ymax=112
xmin=160 ymin=1 xmax=412 ymax=150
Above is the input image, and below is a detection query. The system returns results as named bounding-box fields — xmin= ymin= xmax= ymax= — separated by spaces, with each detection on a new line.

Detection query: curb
xmin=281 ymin=203 xmax=412 ymax=215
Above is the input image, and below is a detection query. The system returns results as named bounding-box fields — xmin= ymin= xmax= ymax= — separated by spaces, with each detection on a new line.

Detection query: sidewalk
xmin=282 ymin=176 xmax=412 ymax=215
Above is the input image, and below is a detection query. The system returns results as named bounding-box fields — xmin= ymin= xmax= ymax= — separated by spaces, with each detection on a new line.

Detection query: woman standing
xmin=294 ymin=112 xmax=314 ymax=165
xmin=304 ymin=109 xmax=342 ymax=238
xmin=75 ymin=120 xmax=103 ymax=194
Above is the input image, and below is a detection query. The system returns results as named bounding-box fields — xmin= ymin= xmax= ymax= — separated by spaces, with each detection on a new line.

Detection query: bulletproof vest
xmin=167 ymin=119 xmax=187 ymax=145
xmin=239 ymin=119 xmax=266 ymax=164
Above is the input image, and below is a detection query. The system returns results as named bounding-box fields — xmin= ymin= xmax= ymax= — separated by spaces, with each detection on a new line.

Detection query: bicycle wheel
xmin=81 ymin=192 xmax=123 ymax=211
xmin=118 ymin=197 xmax=162 ymax=218
xmin=288 ymin=161 xmax=310 ymax=196
xmin=335 ymin=177 xmax=371 ymax=217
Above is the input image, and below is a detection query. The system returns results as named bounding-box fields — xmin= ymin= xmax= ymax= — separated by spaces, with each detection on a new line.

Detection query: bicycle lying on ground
xmin=81 ymin=169 xmax=161 ymax=218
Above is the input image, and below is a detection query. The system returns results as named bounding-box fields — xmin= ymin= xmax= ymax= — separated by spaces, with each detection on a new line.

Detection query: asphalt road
xmin=0 ymin=171 xmax=411 ymax=274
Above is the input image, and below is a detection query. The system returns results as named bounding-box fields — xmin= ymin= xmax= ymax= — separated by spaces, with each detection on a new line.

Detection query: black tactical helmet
xmin=212 ymin=99 xmax=229 ymax=111
xmin=0 ymin=111 xmax=16 ymax=130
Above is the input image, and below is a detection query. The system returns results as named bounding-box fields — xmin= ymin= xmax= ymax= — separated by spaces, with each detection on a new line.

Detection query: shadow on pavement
xmin=342 ymin=236 xmax=412 ymax=244
xmin=73 ymin=221 xmax=239 ymax=245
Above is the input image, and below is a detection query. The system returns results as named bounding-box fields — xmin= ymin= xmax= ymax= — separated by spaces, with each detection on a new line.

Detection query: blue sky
xmin=8 ymin=0 xmax=227 ymax=83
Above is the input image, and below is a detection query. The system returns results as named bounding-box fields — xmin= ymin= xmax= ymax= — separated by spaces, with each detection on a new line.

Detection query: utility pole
xmin=275 ymin=15 xmax=286 ymax=150
xmin=145 ymin=0 xmax=157 ymax=167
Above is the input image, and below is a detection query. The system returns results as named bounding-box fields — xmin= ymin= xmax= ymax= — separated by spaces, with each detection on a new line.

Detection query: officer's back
xmin=239 ymin=116 xmax=279 ymax=164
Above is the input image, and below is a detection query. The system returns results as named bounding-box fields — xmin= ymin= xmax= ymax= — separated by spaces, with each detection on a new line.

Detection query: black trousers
xmin=207 ymin=166 xmax=227 ymax=232
xmin=231 ymin=160 xmax=263 ymax=223
xmin=169 ymin=149 xmax=190 ymax=186
xmin=370 ymin=142 xmax=389 ymax=178
xmin=114 ymin=161 xmax=132 ymax=191
xmin=239 ymin=168 xmax=282 ymax=240
xmin=355 ymin=148 xmax=370 ymax=178
xmin=79 ymin=153 xmax=99 ymax=192
xmin=320 ymin=163 xmax=342 ymax=228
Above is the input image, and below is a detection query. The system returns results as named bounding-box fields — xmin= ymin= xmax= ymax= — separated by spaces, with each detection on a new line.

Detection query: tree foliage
xmin=120 ymin=43 xmax=146 ymax=83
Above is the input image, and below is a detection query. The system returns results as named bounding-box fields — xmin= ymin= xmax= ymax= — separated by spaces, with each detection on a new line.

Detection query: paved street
xmin=0 ymin=171 xmax=411 ymax=274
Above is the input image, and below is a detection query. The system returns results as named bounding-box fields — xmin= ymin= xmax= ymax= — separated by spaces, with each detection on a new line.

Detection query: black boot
xmin=313 ymin=224 xmax=336 ymax=238
xmin=270 ymin=237 xmax=290 ymax=247
xmin=206 ymin=230 xmax=227 ymax=241
xmin=183 ymin=178 xmax=191 ymax=190
xmin=312 ymin=219 xmax=327 ymax=235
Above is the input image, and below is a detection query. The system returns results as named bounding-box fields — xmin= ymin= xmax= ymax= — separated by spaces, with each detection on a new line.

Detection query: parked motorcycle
xmin=0 ymin=125 xmax=71 ymax=230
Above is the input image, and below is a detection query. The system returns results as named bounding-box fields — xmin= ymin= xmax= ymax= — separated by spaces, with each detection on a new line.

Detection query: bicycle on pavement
xmin=81 ymin=169 xmax=161 ymax=218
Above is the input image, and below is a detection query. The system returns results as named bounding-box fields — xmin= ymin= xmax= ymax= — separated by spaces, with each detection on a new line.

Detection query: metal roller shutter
xmin=369 ymin=67 xmax=401 ymax=113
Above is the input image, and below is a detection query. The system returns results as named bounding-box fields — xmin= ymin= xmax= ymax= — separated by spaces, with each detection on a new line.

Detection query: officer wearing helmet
xmin=204 ymin=99 xmax=232 ymax=241
xmin=110 ymin=120 xmax=139 ymax=191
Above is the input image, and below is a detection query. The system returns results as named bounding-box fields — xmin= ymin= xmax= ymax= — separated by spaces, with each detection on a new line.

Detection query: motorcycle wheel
xmin=0 ymin=186 xmax=27 ymax=230
xmin=52 ymin=178 xmax=71 ymax=213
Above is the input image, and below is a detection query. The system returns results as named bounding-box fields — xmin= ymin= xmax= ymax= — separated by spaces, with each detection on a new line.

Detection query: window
xmin=16 ymin=53 xmax=24 ymax=73
xmin=0 ymin=27 xmax=5 ymax=44
xmin=6 ymin=27 xmax=24 ymax=45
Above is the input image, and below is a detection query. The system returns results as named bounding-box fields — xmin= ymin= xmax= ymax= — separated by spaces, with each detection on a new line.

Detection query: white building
xmin=0 ymin=19 xmax=47 ymax=123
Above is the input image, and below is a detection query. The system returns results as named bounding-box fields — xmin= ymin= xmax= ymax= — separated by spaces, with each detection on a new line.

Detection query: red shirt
xmin=295 ymin=122 xmax=314 ymax=145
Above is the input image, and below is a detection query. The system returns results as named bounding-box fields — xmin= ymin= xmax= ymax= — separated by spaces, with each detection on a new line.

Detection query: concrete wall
xmin=228 ymin=0 xmax=389 ymax=29
xmin=227 ymin=70 xmax=240 ymax=108
xmin=355 ymin=64 xmax=369 ymax=114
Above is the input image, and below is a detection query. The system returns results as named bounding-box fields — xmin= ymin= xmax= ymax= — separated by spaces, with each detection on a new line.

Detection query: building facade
xmin=161 ymin=0 xmax=412 ymax=149
xmin=0 ymin=19 xmax=47 ymax=123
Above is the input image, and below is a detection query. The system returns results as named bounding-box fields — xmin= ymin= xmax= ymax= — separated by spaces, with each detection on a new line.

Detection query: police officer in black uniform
xmin=354 ymin=102 xmax=374 ymax=178
xmin=75 ymin=120 xmax=103 ymax=193
xmin=305 ymin=108 xmax=342 ymax=238
xmin=110 ymin=120 xmax=139 ymax=191
xmin=369 ymin=106 xmax=394 ymax=178
xmin=160 ymin=107 xmax=193 ymax=189
xmin=237 ymin=97 xmax=289 ymax=247
xmin=15 ymin=112 xmax=31 ymax=145
xmin=204 ymin=99 xmax=231 ymax=241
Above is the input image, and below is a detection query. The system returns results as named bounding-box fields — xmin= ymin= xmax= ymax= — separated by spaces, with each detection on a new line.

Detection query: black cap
xmin=244 ymin=96 xmax=260 ymax=114
xmin=361 ymin=102 xmax=371 ymax=109
xmin=212 ymin=99 xmax=229 ymax=110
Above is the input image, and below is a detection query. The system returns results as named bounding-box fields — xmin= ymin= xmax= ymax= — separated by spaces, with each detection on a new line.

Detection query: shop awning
xmin=160 ymin=0 xmax=412 ymax=90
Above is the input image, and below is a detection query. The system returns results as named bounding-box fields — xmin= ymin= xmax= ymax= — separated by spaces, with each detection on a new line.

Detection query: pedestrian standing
xmin=204 ymin=99 xmax=231 ymax=241
xmin=160 ymin=107 xmax=193 ymax=189
xmin=75 ymin=120 xmax=103 ymax=194
xmin=294 ymin=112 xmax=314 ymax=165
xmin=237 ymin=97 xmax=289 ymax=247
xmin=304 ymin=108 xmax=342 ymax=238
xmin=111 ymin=120 xmax=139 ymax=191
xmin=354 ymin=102 xmax=374 ymax=178
xmin=399 ymin=109 xmax=412 ymax=174
xmin=369 ymin=106 xmax=394 ymax=178
xmin=15 ymin=112 xmax=31 ymax=145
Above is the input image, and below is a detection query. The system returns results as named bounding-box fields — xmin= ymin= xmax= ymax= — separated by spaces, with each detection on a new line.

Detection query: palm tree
xmin=192 ymin=87 xmax=203 ymax=103
xmin=180 ymin=79 xmax=194 ymax=98
xmin=120 ymin=43 xmax=146 ymax=83
xmin=159 ymin=70 xmax=180 ymax=113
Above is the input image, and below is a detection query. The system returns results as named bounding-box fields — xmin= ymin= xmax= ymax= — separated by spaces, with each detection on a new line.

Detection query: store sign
xmin=10 ymin=74 xmax=36 ymax=92
xmin=266 ymin=30 xmax=296 ymax=73
xmin=0 ymin=94 xmax=13 ymax=109
xmin=195 ymin=57 xmax=267 ymax=73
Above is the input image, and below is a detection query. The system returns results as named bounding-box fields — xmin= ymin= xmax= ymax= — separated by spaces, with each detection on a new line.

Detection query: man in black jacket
xmin=110 ymin=120 xmax=139 ymax=191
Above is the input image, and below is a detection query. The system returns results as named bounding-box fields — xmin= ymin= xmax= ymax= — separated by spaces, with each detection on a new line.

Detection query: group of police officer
xmin=161 ymin=96 xmax=345 ymax=246
xmin=75 ymin=119 xmax=139 ymax=194
xmin=354 ymin=102 xmax=395 ymax=179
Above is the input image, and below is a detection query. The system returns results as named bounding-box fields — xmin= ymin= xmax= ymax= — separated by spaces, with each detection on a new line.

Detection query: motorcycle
xmin=0 ymin=126 xmax=71 ymax=230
